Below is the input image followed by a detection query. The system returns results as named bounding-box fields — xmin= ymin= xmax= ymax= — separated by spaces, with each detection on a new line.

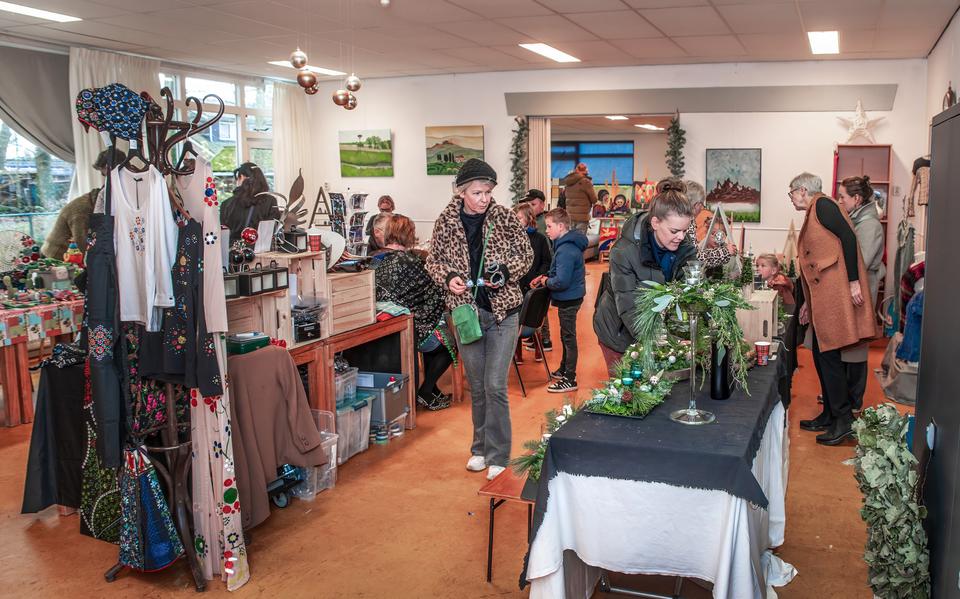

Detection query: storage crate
xmin=326 ymin=271 xmax=375 ymax=336
xmin=736 ymin=289 xmax=779 ymax=345
xmin=358 ymin=371 xmax=409 ymax=425
xmin=226 ymin=290 xmax=293 ymax=345
xmin=290 ymin=432 xmax=338 ymax=501
xmin=335 ymin=394 xmax=372 ymax=465
xmin=335 ymin=367 xmax=359 ymax=409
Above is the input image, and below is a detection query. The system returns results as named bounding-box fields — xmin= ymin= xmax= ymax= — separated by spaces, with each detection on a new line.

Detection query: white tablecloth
xmin=526 ymin=402 xmax=794 ymax=599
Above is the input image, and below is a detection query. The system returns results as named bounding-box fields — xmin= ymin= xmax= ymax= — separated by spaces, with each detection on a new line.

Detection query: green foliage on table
xmin=634 ymin=279 xmax=753 ymax=391
xmin=509 ymin=116 xmax=529 ymax=205
xmin=665 ymin=114 xmax=686 ymax=178
xmin=851 ymin=405 xmax=930 ymax=599
xmin=585 ymin=367 xmax=675 ymax=418
xmin=510 ymin=402 xmax=579 ymax=481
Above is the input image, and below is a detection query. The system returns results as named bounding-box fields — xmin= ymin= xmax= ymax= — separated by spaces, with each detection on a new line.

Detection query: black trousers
xmin=557 ymin=300 xmax=583 ymax=381
xmin=811 ymin=327 xmax=853 ymax=422
xmin=844 ymin=361 xmax=868 ymax=410
xmin=417 ymin=344 xmax=453 ymax=398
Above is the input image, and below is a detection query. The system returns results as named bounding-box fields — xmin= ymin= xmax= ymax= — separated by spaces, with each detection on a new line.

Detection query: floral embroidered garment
xmin=188 ymin=336 xmax=250 ymax=590
xmin=118 ymin=445 xmax=184 ymax=571
xmin=138 ymin=219 xmax=222 ymax=397
xmin=111 ymin=165 xmax=177 ymax=332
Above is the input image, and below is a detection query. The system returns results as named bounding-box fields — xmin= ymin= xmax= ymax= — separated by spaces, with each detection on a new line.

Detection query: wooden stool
xmin=1 ymin=343 xmax=33 ymax=427
xmin=477 ymin=469 xmax=535 ymax=582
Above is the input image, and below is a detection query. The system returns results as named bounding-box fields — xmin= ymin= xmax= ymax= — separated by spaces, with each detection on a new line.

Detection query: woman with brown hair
xmin=367 ymin=195 xmax=396 ymax=252
xmin=592 ymin=178 xmax=698 ymax=370
xmin=375 ymin=214 xmax=453 ymax=411
xmin=837 ymin=175 xmax=885 ymax=411
xmin=789 ymin=172 xmax=877 ymax=445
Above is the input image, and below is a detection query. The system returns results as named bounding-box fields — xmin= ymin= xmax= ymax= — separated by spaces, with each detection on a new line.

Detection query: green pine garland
xmin=510 ymin=402 xmax=579 ymax=481
xmin=509 ymin=116 xmax=529 ymax=205
xmin=665 ymin=113 xmax=686 ymax=178
xmin=851 ymin=405 xmax=930 ymax=598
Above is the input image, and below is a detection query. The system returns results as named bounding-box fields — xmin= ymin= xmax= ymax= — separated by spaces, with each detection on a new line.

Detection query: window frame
xmin=550 ymin=140 xmax=635 ymax=184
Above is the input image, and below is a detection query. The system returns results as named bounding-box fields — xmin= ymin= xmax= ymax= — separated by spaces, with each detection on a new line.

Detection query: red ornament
xmin=241 ymin=227 xmax=258 ymax=245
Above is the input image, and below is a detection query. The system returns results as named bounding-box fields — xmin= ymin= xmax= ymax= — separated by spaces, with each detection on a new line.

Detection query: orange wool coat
xmin=798 ymin=195 xmax=878 ymax=352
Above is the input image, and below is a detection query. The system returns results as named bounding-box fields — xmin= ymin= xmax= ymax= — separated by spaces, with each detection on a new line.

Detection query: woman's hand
xmin=849 ymin=280 xmax=864 ymax=306
xmin=448 ymin=276 xmax=467 ymax=295
xmin=530 ymin=275 xmax=548 ymax=288
xmin=726 ymin=242 xmax=739 ymax=255
xmin=799 ymin=302 xmax=810 ymax=326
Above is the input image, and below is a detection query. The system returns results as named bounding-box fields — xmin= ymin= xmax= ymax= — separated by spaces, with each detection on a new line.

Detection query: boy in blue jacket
xmin=532 ymin=208 xmax=588 ymax=392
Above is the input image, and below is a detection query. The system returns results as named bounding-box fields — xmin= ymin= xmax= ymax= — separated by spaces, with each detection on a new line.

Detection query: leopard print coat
xmin=426 ymin=197 xmax=533 ymax=323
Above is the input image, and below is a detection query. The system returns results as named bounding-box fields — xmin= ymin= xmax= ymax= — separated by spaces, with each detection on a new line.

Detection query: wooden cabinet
xmin=326 ymin=271 xmax=376 ymax=336
xmin=226 ymin=289 xmax=292 ymax=345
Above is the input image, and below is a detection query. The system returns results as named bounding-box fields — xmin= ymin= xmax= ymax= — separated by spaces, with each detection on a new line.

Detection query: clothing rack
xmin=97 ymin=86 xmax=225 ymax=592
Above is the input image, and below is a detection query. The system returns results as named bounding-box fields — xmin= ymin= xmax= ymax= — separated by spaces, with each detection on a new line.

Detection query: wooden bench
xmin=477 ymin=468 xmax=536 ymax=582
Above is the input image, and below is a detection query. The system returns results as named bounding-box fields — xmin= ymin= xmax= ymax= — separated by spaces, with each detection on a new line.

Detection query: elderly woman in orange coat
xmin=789 ymin=172 xmax=877 ymax=446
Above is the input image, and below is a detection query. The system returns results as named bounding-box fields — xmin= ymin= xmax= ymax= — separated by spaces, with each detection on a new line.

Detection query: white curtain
xmin=528 ymin=116 xmax=552 ymax=205
xmin=68 ymin=47 xmax=161 ymax=199
xmin=272 ymin=82 xmax=314 ymax=206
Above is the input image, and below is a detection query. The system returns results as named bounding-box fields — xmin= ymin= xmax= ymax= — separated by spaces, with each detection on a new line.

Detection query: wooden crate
xmin=736 ymin=288 xmax=779 ymax=345
xmin=326 ymin=271 xmax=375 ymax=336
xmin=226 ymin=289 xmax=293 ymax=345
xmin=257 ymin=250 xmax=328 ymax=303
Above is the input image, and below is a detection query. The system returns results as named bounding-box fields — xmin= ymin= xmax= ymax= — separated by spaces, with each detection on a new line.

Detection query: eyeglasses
xmin=787 ymin=188 xmax=801 ymax=198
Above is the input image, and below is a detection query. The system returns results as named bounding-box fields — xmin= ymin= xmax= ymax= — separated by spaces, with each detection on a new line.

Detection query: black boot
xmin=816 ymin=417 xmax=854 ymax=446
xmin=800 ymin=411 xmax=832 ymax=432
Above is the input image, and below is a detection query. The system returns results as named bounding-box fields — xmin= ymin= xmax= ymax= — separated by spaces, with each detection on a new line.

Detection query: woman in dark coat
xmin=219 ymin=162 xmax=280 ymax=243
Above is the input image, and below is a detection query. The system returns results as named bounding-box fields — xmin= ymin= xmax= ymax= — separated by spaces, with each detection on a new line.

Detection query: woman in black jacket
xmin=375 ymin=214 xmax=453 ymax=411
xmin=593 ymin=180 xmax=697 ymax=371
xmin=220 ymin=162 xmax=280 ymax=243
xmin=514 ymin=202 xmax=551 ymax=293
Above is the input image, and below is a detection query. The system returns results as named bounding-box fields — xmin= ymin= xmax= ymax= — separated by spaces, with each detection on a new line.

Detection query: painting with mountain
xmin=705 ymin=148 xmax=762 ymax=222
xmin=339 ymin=129 xmax=393 ymax=177
xmin=425 ymin=126 xmax=484 ymax=175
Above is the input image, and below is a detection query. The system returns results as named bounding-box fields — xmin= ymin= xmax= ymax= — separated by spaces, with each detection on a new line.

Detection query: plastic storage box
xmin=335 ymin=367 xmax=359 ymax=409
xmin=357 ymin=371 xmax=409 ymax=425
xmin=336 ymin=393 xmax=372 ymax=465
xmin=290 ymin=410 xmax=338 ymax=501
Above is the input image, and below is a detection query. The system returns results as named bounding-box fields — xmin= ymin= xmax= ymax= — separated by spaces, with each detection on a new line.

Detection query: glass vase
xmin=670 ymin=312 xmax=716 ymax=425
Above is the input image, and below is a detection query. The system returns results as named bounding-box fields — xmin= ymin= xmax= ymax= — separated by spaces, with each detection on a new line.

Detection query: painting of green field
xmin=425 ymin=126 xmax=484 ymax=175
xmin=339 ymin=129 xmax=393 ymax=177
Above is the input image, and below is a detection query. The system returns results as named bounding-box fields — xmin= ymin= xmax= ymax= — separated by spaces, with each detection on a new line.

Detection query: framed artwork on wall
xmin=339 ymin=129 xmax=393 ymax=177
xmin=705 ymin=148 xmax=762 ymax=222
xmin=425 ymin=125 xmax=484 ymax=175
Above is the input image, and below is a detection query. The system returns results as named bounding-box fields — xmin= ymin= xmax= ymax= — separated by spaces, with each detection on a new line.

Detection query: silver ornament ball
xmin=289 ymin=48 xmax=308 ymax=69
xmin=345 ymin=94 xmax=358 ymax=110
xmin=345 ymin=73 xmax=362 ymax=92
xmin=305 ymin=83 xmax=320 ymax=96
xmin=332 ymin=89 xmax=349 ymax=106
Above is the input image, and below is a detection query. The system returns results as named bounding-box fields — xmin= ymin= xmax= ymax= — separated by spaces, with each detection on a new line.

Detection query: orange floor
xmin=0 ymin=262 xmax=890 ymax=598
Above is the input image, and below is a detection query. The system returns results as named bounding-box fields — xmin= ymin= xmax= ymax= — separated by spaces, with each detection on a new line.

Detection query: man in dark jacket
xmin=561 ymin=163 xmax=598 ymax=232
xmin=593 ymin=184 xmax=697 ymax=371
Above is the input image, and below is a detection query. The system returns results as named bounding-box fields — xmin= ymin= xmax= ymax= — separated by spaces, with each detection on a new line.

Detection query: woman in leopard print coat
xmin=426 ymin=159 xmax=532 ymax=480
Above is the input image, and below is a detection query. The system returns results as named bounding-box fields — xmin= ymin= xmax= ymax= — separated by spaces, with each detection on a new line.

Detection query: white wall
xmin=306 ymin=58 xmax=929 ymax=290
xmin=927 ymin=10 xmax=960 ymax=124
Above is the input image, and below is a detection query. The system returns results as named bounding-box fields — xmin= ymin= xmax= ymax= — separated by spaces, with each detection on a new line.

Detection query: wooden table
xmin=290 ymin=314 xmax=417 ymax=432
xmin=0 ymin=300 xmax=84 ymax=427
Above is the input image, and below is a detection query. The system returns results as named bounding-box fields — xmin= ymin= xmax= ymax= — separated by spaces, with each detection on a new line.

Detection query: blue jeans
xmin=457 ymin=309 xmax=519 ymax=467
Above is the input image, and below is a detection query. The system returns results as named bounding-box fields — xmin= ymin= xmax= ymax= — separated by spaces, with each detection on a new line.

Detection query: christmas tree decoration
xmin=345 ymin=73 xmax=361 ymax=92
xmin=665 ymin=112 xmax=686 ymax=178
xmin=332 ymin=89 xmax=349 ymax=106
xmin=509 ymin=116 xmax=528 ymax=204
xmin=296 ymin=68 xmax=317 ymax=89
xmin=345 ymin=94 xmax=358 ymax=110
xmin=305 ymin=83 xmax=320 ymax=96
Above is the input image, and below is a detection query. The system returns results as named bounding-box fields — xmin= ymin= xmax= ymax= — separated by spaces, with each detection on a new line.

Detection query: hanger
xmin=118 ymin=135 xmax=150 ymax=173
xmin=174 ymin=140 xmax=197 ymax=172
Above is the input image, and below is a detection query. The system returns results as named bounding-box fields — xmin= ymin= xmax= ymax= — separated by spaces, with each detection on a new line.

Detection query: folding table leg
xmin=512 ymin=358 xmax=526 ymax=397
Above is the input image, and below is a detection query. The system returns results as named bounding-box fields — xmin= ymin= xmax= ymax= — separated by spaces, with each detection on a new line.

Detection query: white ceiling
xmin=552 ymin=114 xmax=673 ymax=133
xmin=0 ymin=0 xmax=956 ymax=81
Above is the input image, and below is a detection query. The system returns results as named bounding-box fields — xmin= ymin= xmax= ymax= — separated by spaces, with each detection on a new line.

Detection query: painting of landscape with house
xmin=425 ymin=126 xmax=484 ymax=175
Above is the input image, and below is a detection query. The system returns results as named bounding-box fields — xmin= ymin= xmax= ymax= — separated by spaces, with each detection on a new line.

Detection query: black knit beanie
xmin=455 ymin=158 xmax=497 ymax=187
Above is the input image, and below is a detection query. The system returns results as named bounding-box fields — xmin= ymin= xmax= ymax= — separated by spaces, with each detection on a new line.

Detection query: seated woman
xmin=756 ymin=253 xmax=795 ymax=306
xmin=607 ymin=193 xmax=629 ymax=215
xmin=374 ymin=214 xmax=454 ymax=411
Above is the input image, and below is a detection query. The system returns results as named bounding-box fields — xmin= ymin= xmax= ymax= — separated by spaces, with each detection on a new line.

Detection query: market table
xmin=0 ymin=299 xmax=84 ymax=426
xmin=522 ymin=362 xmax=794 ymax=599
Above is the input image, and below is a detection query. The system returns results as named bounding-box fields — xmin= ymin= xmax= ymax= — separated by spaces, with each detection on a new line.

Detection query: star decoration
xmin=837 ymin=99 xmax=884 ymax=144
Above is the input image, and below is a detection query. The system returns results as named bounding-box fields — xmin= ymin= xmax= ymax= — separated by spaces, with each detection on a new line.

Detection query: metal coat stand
xmin=95 ymin=86 xmax=225 ymax=592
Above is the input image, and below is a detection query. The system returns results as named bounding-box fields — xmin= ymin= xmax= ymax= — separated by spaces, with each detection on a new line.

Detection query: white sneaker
xmin=486 ymin=465 xmax=506 ymax=480
xmin=466 ymin=455 xmax=486 ymax=472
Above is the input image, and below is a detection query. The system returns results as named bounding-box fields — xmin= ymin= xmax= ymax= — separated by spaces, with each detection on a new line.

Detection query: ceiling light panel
xmin=808 ymin=30 xmax=839 ymax=54
xmin=0 ymin=1 xmax=80 ymax=22
xmin=268 ymin=61 xmax=345 ymax=76
xmin=518 ymin=43 xmax=581 ymax=63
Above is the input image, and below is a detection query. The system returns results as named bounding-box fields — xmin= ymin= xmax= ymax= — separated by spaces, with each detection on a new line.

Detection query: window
xmin=0 ymin=119 xmax=75 ymax=243
xmin=158 ymin=71 xmax=273 ymax=198
xmin=551 ymin=141 xmax=634 ymax=187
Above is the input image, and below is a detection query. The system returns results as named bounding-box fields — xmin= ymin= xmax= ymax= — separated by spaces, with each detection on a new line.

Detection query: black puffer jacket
xmin=593 ymin=212 xmax=697 ymax=353
xmin=220 ymin=184 xmax=280 ymax=243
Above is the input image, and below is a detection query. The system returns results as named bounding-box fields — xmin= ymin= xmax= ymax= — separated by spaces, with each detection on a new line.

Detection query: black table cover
xmin=520 ymin=360 xmax=787 ymax=588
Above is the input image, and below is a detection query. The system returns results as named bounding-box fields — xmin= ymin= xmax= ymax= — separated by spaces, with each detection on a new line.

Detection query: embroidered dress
xmin=80 ymin=358 xmax=122 ymax=543
xmin=188 ymin=336 xmax=250 ymax=590
xmin=138 ymin=219 xmax=222 ymax=397
xmin=175 ymin=157 xmax=228 ymax=333
xmin=118 ymin=445 xmax=184 ymax=571
xmin=111 ymin=165 xmax=177 ymax=332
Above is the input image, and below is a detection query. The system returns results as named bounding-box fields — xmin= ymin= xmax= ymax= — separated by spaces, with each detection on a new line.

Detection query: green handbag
xmin=451 ymin=222 xmax=493 ymax=345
